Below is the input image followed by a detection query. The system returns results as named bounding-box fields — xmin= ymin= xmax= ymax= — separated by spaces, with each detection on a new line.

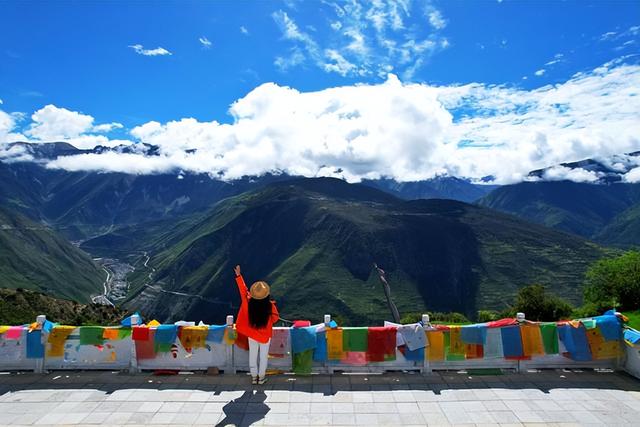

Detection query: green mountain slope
xmin=0 ymin=288 xmax=126 ymax=325
xmin=478 ymin=181 xmax=640 ymax=244
xmin=121 ymin=178 xmax=605 ymax=324
xmin=595 ymin=203 xmax=640 ymax=247
xmin=0 ymin=206 xmax=105 ymax=302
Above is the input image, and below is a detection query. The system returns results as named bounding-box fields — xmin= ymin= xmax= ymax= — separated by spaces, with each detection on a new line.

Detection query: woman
xmin=234 ymin=264 xmax=280 ymax=385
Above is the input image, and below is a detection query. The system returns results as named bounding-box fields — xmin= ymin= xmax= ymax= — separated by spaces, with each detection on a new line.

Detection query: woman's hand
xmin=234 ymin=265 xmax=241 ymax=277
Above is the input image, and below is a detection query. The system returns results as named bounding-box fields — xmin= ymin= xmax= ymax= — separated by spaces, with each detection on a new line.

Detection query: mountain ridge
xmin=114 ymin=178 xmax=606 ymax=324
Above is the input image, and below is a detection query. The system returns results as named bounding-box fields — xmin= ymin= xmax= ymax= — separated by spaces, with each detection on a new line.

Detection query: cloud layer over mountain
xmin=1 ymin=59 xmax=639 ymax=184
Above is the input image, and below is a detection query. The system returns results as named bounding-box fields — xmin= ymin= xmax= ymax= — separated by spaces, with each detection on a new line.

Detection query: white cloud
xmin=0 ymin=143 xmax=34 ymax=163
xmin=6 ymin=60 xmax=640 ymax=185
xmin=323 ymin=49 xmax=358 ymax=76
xmin=544 ymin=54 xmax=564 ymax=66
xmin=129 ymin=44 xmax=172 ymax=56
xmin=534 ymin=69 xmax=546 ymax=76
xmin=13 ymin=105 xmax=131 ymax=149
xmin=428 ymin=10 xmax=447 ymax=30
xmin=26 ymin=105 xmax=94 ymax=140
xmin=240 ymin=26 xmax=249 ymax=35
xmin=540 ymin=165 xmax=600 ymax=183
xmin=92 ymin=122 xmax=124 ymax=133
xmin=623 ymin=167 xmax=640 ymax=183
xmin=0 ymin=109 xmax=26 ymax=143
xmin=272 ymin=0 xmax=448 ymax=79
xmin=600 ymin=31 xmax=617 ymax=41
xmin=199 ymin=37 xmax=212 ymax=48
xmin=274 ymin=48 xmax=306 ymax=71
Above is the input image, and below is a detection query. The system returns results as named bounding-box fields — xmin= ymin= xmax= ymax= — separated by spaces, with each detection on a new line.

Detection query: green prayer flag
xmin=118 ymin=328 xmax=132 ymax=339
xmin=444 ymin=331 xmax=465 ymax=361
xmin=342 ymin=327 xmax=368 ymax=352
xmin=292 ymin=349 xmax=313 ymax=375
xmin=79 ymin=326 xmax=105 ymax=345
xmin=540 ymin=323 xmax=559 ymax=354
xmin=581 ymin=319 xmax=597 ymax=329
xmin=154 ymin=342 xmax=173 ymax=353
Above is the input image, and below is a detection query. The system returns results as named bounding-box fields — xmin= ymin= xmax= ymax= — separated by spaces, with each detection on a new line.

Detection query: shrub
xmin=477 ymin=310 xmax=500 ymax=323
xmin=513 ymin=284 xmax=574 ymax=321
xmin=584 ymin=251 xmax=640 ymax=311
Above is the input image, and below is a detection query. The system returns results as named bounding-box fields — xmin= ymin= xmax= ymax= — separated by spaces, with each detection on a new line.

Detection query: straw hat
xmin=250 ymin=281 xmax=270 ymax=300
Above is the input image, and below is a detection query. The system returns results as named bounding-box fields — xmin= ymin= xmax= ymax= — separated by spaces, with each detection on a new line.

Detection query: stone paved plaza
xmin=0 ymin=370 xmax=639 ymax=426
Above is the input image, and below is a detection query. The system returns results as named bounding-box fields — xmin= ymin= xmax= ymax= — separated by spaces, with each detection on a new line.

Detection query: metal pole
xmin=374 ymin=263 xmax=401 ymax=323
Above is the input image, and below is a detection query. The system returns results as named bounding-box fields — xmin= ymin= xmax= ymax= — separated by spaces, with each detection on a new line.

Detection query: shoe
xmin=251 ymin=376 xmax=258 ymax=385
xmin=258 ymin=376 xmax=267 ymax=385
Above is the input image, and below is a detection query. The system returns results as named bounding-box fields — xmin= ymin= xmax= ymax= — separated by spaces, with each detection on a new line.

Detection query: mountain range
xmin=1 ymin=141 xmax=639 ymax=324
xmin=99 ymin=178 xmax=603 ymax=324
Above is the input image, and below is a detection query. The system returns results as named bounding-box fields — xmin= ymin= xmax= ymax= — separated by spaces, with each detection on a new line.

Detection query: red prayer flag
xmin=367 ymin=326 xmax=397 ymax=362
xmin=132 ymin=326 xmax=150 ymax=341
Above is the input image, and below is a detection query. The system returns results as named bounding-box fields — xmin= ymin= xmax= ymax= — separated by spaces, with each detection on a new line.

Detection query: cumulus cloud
xmin=4 ymin=59 xmax=640 ymax=184
xmin=6 ymin=105 xmax=131 ymax=149
xmin=534 ymin=69 xmax=546 ymax=76
xmin=199 ymin=37 xmax=212 ymax=48
xmin=0 ymin=109 xmax=26 ymax=142
xmin=129 ymin=44 xmax=172 ymax=56
xmin=240 ymin=26 xmax=249 ymax=35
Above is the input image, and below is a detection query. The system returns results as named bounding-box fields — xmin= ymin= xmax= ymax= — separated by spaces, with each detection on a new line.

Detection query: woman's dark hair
xmin=248 ymin=297 xmax=273 ymax=329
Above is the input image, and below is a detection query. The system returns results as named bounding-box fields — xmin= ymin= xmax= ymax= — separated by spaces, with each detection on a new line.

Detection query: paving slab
xmin=0 ymin=370 xmax=638 ymax=426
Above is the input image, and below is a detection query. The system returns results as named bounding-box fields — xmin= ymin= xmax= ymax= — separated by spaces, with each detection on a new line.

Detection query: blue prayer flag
xmin=400 ymin=345 xmax=424 ymax=361
xmin=313 ymin=331 xmax=328 ymax=362
xmin=594 ymin=315 xmax=621 ymax=341
xmin=558 ymin=324 xmax=592 ymax=361
xmin=461 ymin=324 xmax=487 ymax=345
xmin=623 ymin=328 xmax=640 ymax=345
xmin=207 ymin=325 xmax=226 ymax=343
xmin=291 ymin=326 xmax=317 ymax=353
xmin=155 ymin=325 xmax=178 ymax=344
xmin=501 ymin=326 xmax=524 ymax=358
xmin=26 ymin=330 xmax=44 ymax=359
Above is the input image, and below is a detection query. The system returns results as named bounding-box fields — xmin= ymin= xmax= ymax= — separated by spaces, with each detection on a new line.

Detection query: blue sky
xmin=0 ymin=1 xmax=639 ymax=184
xmin=1 ymin=0 xmax=637 ymax=126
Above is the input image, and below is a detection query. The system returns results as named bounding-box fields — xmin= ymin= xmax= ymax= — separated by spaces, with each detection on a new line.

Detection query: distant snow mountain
xmin=480 ymin=151 xmax=640 ymax=246
xmin=528 ymin=151 xmax=640 ymax=184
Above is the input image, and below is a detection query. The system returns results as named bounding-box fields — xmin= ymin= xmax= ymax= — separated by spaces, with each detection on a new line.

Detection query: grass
xmin=623 ymin=310 xmax=640 ymax=330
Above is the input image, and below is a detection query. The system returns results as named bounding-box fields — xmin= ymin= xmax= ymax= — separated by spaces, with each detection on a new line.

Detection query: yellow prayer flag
xmin=0 ymin=326 xmax=10 ymax=334
xmin=179 ymin=326 xmax=208 ymax=349
xmin=449 ymin=326 xmax=465 ymax=355
xmin=586 ymin=328 xmax=621 ymax=360
xmin=426 ymin=330 xmax=444 ymax=361
xmin=147 ymin=320 xmax=161 ymax=327
xmin=521 ymin=324 xmax=544 ymax=356
xmin=326 ymin=329 xmax=344 ymax=360
xmin=47 ymin=326 xmax=76 ymax=357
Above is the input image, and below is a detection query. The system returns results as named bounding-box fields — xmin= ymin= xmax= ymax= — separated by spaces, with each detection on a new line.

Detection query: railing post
xmin=324 ymin=314 xmax=333 ymax=374
xmin=516 ymin=313 xmax=525 ymax=373
xmin=421 ymin=314 xmax=431 ymax=375
xmin=34 ymin=315 xmax=46 ymax=374
xmin=128 ymin=314 xmax=140 ymax=374
xmin=226 ymin=315 xmax=236 ymax=374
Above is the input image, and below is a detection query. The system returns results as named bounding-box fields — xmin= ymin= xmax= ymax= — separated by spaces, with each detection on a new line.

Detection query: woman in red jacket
xmin=234 ymin=265 xmax=280 ymax=385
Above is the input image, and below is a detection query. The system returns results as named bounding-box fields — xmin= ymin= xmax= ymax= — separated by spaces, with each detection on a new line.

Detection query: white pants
xmin=248 ymin=337 xmax=270 ymax=378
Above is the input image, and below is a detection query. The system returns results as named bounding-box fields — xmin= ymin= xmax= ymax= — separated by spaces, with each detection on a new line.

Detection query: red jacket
xmin=235 ymin=274 xmax=279 ymax=343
